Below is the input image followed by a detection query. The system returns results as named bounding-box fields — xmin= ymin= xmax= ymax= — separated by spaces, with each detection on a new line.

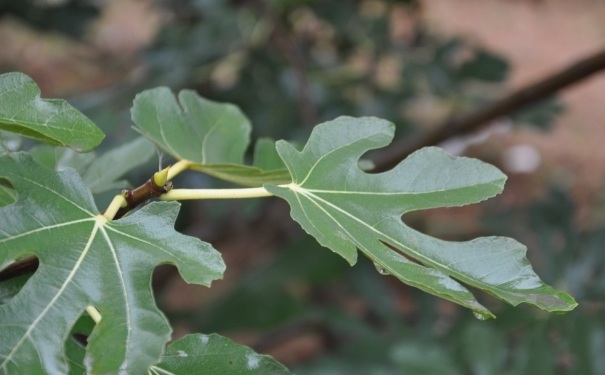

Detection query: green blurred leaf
xmin=0 ymin=131 xmax=22 ymax=153
xmin=152 ymin=334 xmax=291 ymax=374
xmin=29 ymin=137 xmax=155 ymax=194
xmin=195 ymin=237 xmax=345 ymax=332
xmin=266 ymin=116 xmax=577 ymax=318
xmin=461 ymin=324 xmax=506 ymax=375
xmin=0 ymin=153 xmax=225 ymax=374
xmin=83 ymin=137 xmax=155 ymax=193
xmin=253 ymin=137 xmax=287 ymax=170
xmin=0 ymin=181 xmax=16 ymax=207
xmin=390 ymin=342 xmax=460 ymax=375
xmin=29 ymin=145 xmax=96 ymax=172
xmin=512 ymin=98 xmax=564 ymax=131
xmin=0 ymin=72 xmax=104 ymax=152
xmin=457 ymin=50 xmax=509 ymax=82
xmin=131 ymin=88 xmax=290 ymax=186
xmin=0 ymin=273 xmax=29 ymax=305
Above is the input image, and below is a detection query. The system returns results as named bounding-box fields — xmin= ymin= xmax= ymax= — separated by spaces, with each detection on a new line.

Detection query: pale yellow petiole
xmin=166 ymin=160 xmax=192 ymax=180
xmin=103 ymin=194 xmax=127 ymax=220
xmin=160 ymin=187 xmax=276 ymax=201
xmin=86 ymin=305 xmax=102 ymax=324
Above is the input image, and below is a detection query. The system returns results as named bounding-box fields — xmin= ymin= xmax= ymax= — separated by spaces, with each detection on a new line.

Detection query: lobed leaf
xmin=150 ymin=334 xmax=292 ymax=374
xmin=131 ymin=88 xmax=290 ymax=186
xmin=0 ymin=153 xmax=225 ymax=374
xmin=0 ymin=72 xmax=104 ymax=152
xmin=265 ymin=116 xmax=577 ymax=318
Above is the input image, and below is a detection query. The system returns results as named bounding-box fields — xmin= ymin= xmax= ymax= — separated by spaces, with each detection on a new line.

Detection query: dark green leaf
xmin=151 ymin=334 xmax=292 ymax=374
xmin=131 ymin=89 xmax=289 ymax=186
xmin=253 ymin=138 xmax=287 ymax=171
xmin=457 ymin=50 xmax=509 ymax=82
xmin=0 ymin=153 xmax=225 ymax=374
xmin=0 ymin=181 xmax=16 ymax=207
xmin=266 ymin=116 xmax=577 ymax=318
xmin=0 ymin=273 xmax=29 ymax=305
xmin=0 ymin=72 xmax=104 ymax=152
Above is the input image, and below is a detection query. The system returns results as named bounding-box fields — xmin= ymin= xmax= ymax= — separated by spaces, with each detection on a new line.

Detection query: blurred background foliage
xmin=1 ymin=0 xmax=604 ymax=373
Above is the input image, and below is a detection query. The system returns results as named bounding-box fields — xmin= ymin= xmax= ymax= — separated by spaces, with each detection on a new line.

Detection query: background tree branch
xmin=373 ymin=46 xmax=605 ymax=172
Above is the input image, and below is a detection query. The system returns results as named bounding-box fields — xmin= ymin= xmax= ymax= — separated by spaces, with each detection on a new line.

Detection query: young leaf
xmin=83 ymin=137 xmax=156 ymax=194
xmin=0 ymin=153 xmax=225 ymax=374
xmin=29 ymin=145 xmax=96 ymax=172
xmin=131 ymin=88 xmax=290 ymax=186
xmin=150 ymin=334 xmax=292 ymax=374
xmin=265 ymin=116 xmax=577 ymax=318
xmin=0 ymin=72 xmax=104 ymax=152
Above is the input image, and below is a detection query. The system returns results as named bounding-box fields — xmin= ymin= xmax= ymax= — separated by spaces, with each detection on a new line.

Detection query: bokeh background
xmin=1 ymin=0 xmax=604 ymax=373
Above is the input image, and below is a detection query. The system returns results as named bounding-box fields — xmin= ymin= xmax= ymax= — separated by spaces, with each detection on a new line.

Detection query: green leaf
xmin=83 ymin=137 xmax=156 ymax=194
xmin=29 ymin=137 xmax=156 ymax=194
xmin=192 ymin=163 xmax=292 ymax=186
xmin=0 ymin=153 xmax=225 ymax=374
xmin=29 ymin=145 xmax=96 ymax=172
xmin=131 ymin=88 xmax=290 ymax=186
xmin=265 ymin=116 xmax=577 ymax=318
xmin=253 ymin=138 xmax=287 ymax=170
xmin=151 ymin=334 xmax=292 ymax=374
xmin=65 ymin=315 xmax=95 ymax=375
xmin=0 ymin=274 xmax=29 ymax=305
xmin=0 ymin=181 xmax=15 ymax=207
xmin=0 ymin=131 xmax=22 ymax=154
xmin=0 ymin=72 xmax=104 ymax=152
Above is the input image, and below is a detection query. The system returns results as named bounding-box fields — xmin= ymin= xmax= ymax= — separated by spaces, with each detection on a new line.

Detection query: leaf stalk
xmin=103 ymin=194 xmax=127 ymax=220
xmin=166 ymin=160 xmax=191 ymax=180
xmin=160 ymin=187 xmax=275 ymax=200
xmin=86 ymin=305 xmax=102 ymax=323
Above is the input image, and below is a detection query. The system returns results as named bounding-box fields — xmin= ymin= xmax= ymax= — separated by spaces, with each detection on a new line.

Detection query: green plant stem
xmin=160 ymin=187 xmax=275 ymax=200
xmin=167 ymin=160 xmax=191 ymax=180
xmin=103 ymin=194 xmax=127 ymax=220
xmin=86 ymin=306 xmax=102 ymax=323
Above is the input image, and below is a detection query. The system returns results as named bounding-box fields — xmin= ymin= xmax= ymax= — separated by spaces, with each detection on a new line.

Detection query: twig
xmin=0 ymin=168 xmax=174 ymax=282
xmin=373 ymin=46 xmax=605 ymax=172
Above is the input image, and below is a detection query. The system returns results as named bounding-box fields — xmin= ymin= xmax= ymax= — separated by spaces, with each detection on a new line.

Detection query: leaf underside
xmin=0 ymin=72 xmax=104 ymax=152
xmin=131 ymin=88 xmax=289 ymax=186
xmin=0 ymin=153 xmax=225 ymax=374
xmin=265 ymin=116 xmax=577 ymax=318
xmin=151 ymin=334 xmax=292 ymax=375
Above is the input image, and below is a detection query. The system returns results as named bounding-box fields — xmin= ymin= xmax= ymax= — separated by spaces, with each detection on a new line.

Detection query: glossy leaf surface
xmin=151 ymin=334 xmax=292 ymax=374
xmin=0 ymin=72 xmax=104 ymax=152
xmin=266 ymin=117 xmax=577 ymax=318
xmin=131 ymin=88 xmax=290 ymax=186
xmin=0 ymin=153 xmax=225 ymax=374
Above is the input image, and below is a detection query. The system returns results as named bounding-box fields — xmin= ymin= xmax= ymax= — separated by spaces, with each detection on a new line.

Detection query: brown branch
xmin=113 ymin=178 xmax=172 ymax=220
xmin=373 ymin=46 xmax=605 ymax=172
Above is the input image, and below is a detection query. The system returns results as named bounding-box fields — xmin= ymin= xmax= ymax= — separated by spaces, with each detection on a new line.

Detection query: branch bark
xmin=373 ymin=47 xmax=605 ymax=172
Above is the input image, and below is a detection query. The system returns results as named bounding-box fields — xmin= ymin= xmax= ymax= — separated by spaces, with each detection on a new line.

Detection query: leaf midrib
xmin=292 ymin=185 xmax=515 ymax=293
xmin=0 ymin=219 xmax=101 ymax=371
